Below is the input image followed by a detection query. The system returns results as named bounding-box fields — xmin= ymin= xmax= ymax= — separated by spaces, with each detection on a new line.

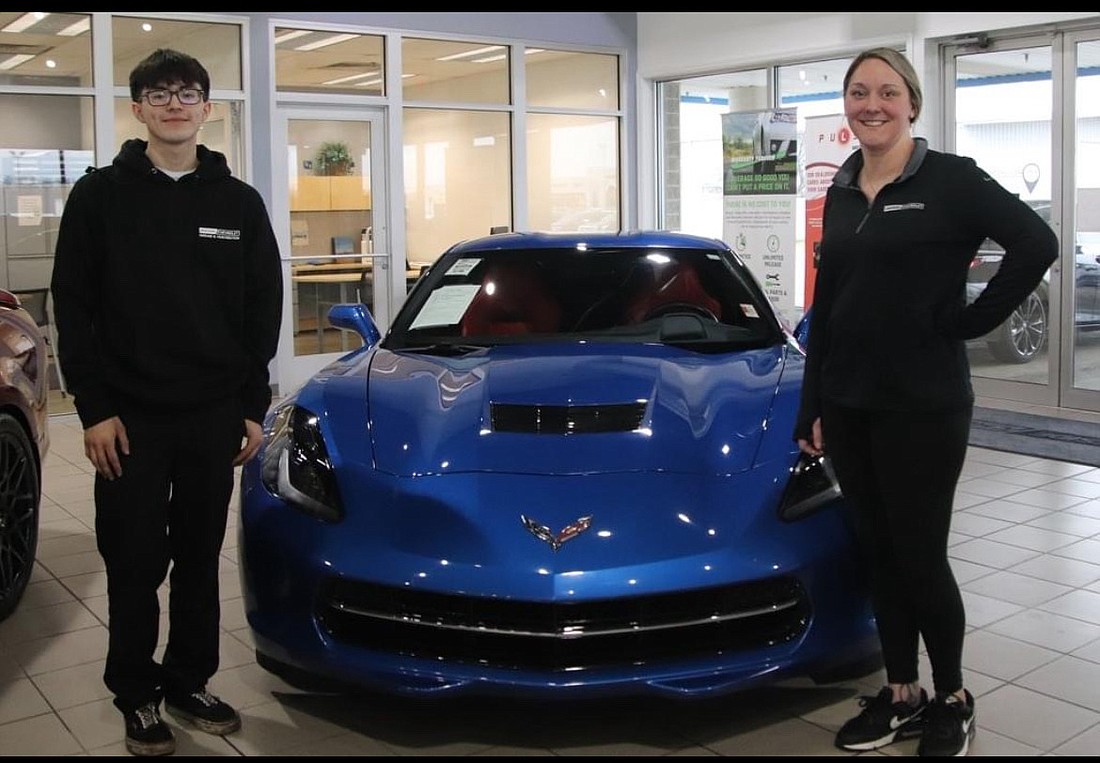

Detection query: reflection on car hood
xmin=364 ymin=343 xmax=786 ymax=477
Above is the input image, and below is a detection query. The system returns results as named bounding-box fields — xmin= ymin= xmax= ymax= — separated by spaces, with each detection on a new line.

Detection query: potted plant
xmin=315 ymin=141 xmax=355 ymax=176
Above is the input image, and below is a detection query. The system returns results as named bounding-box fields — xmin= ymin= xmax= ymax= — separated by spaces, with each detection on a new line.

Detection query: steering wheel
xmin=641 ymin=302 xmax=718 ymax=322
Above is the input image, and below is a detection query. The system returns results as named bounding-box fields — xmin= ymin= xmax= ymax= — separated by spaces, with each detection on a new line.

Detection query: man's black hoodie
xmin=51 ymin=138 xmax=283 ymax=428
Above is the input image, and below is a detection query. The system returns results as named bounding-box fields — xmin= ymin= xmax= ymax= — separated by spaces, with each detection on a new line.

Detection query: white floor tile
xmin=0 ymin=676 xmax=52 ymax=725
xmin=975 ymin=683 xmax=1100 ymax=750
xmin=0 ymin=712 xmax=85 ymax=755
xmin=1016 ymin=654 xmax=1100 ymax=712
xmin=1051 ymin=718 xmax=1100 ymax=755
xmin=7 ymin=625 xmax=109 ymax=676
xmin=986 ymin=608 xmax=1100 ymax=653
xmin=962 ymin=569 xmax=1073 ymax=608
xmin=5 ymin=413 xmax=1100 ymax=756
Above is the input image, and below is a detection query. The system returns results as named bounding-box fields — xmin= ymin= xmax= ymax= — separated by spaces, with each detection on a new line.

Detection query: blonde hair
xmin=843 ymin=47 xmax=922 ymax=124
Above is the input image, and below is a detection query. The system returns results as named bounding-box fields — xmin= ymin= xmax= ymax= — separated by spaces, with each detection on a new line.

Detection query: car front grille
xmin=490 ymin=402 xmax=647 ymax=434
xmin=318 ymin=577 xmax=810 ymax=672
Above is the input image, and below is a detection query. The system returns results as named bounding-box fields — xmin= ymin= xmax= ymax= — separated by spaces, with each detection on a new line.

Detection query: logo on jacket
xmin=882 ymin=203 xmax=925 ymax=213
xmin=521 ymin=514 xmax=592 ymax=551
xmin=198 ymin=227 xmax=241 ymax=240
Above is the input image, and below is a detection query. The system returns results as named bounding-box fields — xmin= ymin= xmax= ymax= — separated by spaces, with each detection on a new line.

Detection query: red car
xmin=0 ymin=287 xmax=51 ymax=622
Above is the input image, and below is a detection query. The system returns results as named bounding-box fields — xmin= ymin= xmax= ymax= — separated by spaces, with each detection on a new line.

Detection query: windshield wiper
xmin=398 ymin=342 xmax=488 ymax=356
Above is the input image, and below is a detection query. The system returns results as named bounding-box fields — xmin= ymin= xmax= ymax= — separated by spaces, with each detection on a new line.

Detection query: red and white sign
xmin=803 ymin=115 xmax=858 ymax=306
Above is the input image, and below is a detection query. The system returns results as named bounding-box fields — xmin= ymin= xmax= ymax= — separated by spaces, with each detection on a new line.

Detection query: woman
xmin=794 ymin=47 xmax=1057 ymax=757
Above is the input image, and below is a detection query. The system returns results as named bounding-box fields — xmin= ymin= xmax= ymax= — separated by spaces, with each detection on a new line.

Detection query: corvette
xmin=238 ymin=230 xmax=881 ymax=700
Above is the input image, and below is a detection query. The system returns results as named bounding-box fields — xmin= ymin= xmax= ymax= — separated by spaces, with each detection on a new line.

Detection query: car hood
xmin=362 ymin=343 xmax=788 ymax=477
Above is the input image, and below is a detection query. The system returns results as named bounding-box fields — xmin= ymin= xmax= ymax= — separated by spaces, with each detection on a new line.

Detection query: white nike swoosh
xmin=889 ymin=715 xmax=908 ymax=730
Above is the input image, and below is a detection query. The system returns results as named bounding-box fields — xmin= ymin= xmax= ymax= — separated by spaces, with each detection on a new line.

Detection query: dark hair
xmin=843 ymin=47 xmax=922 ymax=124
xmin=129 ymin=48 xmax=210 ymax=102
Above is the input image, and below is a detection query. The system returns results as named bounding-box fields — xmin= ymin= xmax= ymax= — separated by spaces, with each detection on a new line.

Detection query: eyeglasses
xmin=139 ymin=87 xmax=205 ymax=107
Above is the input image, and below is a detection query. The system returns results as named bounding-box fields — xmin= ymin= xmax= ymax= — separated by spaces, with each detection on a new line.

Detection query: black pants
xmin=821 ymin=402 xmax=972 ymax=696
xmin=94 ymin=398 xmax=243 ymax=712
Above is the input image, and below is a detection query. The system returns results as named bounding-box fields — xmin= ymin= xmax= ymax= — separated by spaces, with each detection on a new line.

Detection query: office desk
xmin=292 ymin=264 xmax=366 ymax=352
xmin=290 ymin=259 xmax=432 ymax=352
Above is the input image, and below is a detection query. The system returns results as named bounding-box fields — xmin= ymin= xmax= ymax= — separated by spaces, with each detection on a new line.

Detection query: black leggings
xmin=821 ymin=402 xmax=972 ymax=696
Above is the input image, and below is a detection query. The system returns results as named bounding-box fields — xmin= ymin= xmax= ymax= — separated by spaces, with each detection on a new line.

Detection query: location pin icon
xmin=1022 ymin=163 xmax=1040 ymax=195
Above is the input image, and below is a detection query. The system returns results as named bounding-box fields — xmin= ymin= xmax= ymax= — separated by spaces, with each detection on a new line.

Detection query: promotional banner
xmin=721 ymin=108 xmax=798 ymax=322
xmin=803 ymin=114 xmax=859 ymax=306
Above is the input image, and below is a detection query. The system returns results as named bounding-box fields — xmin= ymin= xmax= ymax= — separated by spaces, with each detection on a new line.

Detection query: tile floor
xmin=3 ymin=405 xmax=1100 ymax=756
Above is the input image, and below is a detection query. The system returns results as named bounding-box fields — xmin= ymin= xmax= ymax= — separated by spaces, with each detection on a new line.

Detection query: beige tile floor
xmin=4 ymin=405 xmax=1100 ymax=756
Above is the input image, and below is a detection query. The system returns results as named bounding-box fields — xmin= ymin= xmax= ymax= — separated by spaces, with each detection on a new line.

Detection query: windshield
xmin=383 ymin=246 xmax=784 ymax=354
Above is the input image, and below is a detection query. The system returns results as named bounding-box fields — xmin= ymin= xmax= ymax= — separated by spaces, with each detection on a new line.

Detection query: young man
xmin=51 ymin=49 xmax=283 ymax=757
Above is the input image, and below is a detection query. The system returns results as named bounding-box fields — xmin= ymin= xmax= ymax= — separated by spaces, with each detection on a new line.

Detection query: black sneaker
xmin=835 ymin=686 xmax=929 ymax=751
xmin=918 ymin=689 xmax=976 ymax=757
xmin=164 ymin=689 xmax=241 ymax=735
xmin=123 ymin=702 xmax=176 ymax=756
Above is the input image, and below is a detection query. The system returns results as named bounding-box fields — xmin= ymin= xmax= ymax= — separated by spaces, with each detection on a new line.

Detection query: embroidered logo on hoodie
xmin=199 ymin=227 xmax=241 ymax=240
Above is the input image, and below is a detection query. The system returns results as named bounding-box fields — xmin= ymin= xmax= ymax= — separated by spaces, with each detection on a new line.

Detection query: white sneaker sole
xmin=164 ymin=704 xmax=241 ymax=736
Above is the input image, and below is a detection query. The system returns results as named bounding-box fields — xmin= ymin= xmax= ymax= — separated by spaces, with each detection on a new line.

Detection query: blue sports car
xmin=238 ymin=230 xmax=881 ymax=700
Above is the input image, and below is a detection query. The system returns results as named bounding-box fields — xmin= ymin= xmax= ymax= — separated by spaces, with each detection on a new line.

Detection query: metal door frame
xmin=270 ymin=105 xmax=389 ymax=397
xmin=941 ymin=30 xmax=1100 ymax=414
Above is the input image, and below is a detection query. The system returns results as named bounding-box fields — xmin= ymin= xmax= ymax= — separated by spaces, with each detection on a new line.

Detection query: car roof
xmin=444 ymin=230 xmax=731 ymax=255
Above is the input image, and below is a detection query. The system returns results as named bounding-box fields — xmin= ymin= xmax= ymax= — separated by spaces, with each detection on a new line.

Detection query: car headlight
xmin=777 ymin=452 xmax=842 ymax=522
xmin=260 ymin=404 xmax=343 ymax=522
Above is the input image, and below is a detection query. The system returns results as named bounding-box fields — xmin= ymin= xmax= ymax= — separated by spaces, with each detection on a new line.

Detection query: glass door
xmin=272 ymin=107 xmax=388 ymax=396
xmin=944 ymin=36 xmax=1062 ymax=408
xmin=945 ymin=31 xmax=1100 ymax=414
xmin=1063 ymin=31 xmax=1100 ymax=412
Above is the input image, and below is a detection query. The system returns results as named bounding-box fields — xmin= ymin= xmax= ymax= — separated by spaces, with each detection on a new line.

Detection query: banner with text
xmin=721 ymin=108 xmax=798 ymax=322
xmin=803 ymin=114 xmax=859 ymax=306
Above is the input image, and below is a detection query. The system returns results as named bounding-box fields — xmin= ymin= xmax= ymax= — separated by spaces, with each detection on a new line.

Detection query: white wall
xmin=634 ymin=11 xmax=1100 ymax=228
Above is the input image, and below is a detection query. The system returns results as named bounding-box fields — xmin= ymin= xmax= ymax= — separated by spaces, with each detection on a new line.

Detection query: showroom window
xmin=0 ymin=13 xmax=247 ymax=403
xmin=402 ymin=37 xmax=515 ymax=264
xmin=274 ymin=27 xmax=385 ymax=96
xmin=0 ymin=12 xmax=93 ymax=86
xmin=273 ymin=27 xmax=623 ymax=284
xmin=402 ymin=107 xmax=512 ymax=265
xmin=111 ymin=16 xmax=241 ymax=90
xmin=0 ymin=12 xmax=95 ymax=302
xmin=0 ymin=12 xmax=246 ymax=398
xmin=402 ymin=38 xmax=510 ymax=104
xmin=400 ymin=41 xmax=623 ymax=265
xmin=111 ymin=16 xmax=245 ymax=173
xmin=658 ymin=55 xmax=871 ymax=318
xmin=658 ymin=68 xmax=767 ymax=239
xmin=526 ymin=49 xmax=621 ymax=233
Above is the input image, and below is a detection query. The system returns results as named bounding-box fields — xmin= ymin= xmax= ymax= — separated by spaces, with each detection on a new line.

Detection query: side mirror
xmin=793 ymin=306 xmax=812 ymax=349
xmin=328 ymin=303 xmax=381 ymax=348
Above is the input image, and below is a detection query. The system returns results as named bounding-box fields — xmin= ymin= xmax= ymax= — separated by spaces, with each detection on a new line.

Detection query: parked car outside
xmin=965 ymin=202 xmax=1100 ymax=364
xmin=0 ymin=288 xmax=51 ymax=622
xmin=549 ymin=207 xmax=618 ymax=233
xmin=238 ymin=230 xmax=881 ymax=701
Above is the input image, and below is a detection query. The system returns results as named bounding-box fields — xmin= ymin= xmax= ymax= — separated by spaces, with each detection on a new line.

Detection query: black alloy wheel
xmin=0 ymin=413 xmax=40 ymax=622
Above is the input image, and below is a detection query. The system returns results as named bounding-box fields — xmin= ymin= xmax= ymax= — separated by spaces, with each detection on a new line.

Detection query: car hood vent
xmin=362 ymin=344 xmax=789 ymax=477
xmin=490 ymin=402 xmax=646 ymax=434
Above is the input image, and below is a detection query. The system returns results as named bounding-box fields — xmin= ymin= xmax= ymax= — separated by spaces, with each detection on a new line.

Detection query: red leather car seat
xmin=623 ymin=261 xmax=722 ymax=324
xmin=461 ymin=263 xmax=562 ymax=336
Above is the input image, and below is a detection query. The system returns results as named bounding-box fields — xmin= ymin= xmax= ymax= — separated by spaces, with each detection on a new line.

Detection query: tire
xmin=987 ymin=290 xmax=1047 ymax=364
xmin=0 ymin=413 xmax=40 ymax=622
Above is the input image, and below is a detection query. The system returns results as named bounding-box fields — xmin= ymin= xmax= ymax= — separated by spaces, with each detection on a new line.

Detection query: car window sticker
xmin=409 ymin=284 xmax=483 ymax=329
xmin=445 ymin=258 xmax=481 ymax=277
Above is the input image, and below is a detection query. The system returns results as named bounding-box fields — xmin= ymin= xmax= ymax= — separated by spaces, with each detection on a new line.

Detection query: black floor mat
xmin=969 ymin=407 xmax=1100 ymax=467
